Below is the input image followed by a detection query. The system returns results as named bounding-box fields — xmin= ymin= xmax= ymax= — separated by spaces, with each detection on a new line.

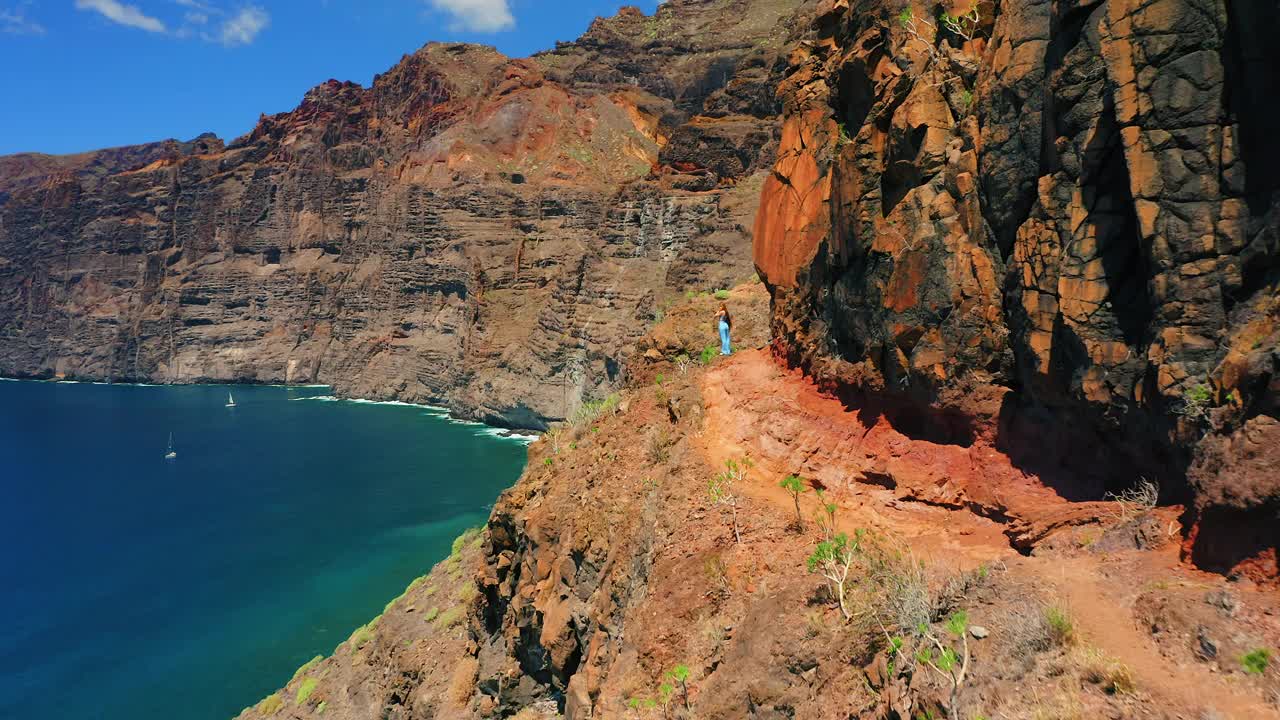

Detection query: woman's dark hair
xmin=719 ymin=302 xmax=731 ymax=329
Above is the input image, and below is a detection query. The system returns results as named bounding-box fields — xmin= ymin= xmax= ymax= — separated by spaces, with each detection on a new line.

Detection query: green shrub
xmin=780 ymin=474 xmax=808 ymax=530
xmin=348 ymin=618 xmax=379 ymax=650
xmin=295 ymin=677 xmax=319 ymax=706
xmin=456 ymin=581 xmax=478 ymax=604
xmin=835 ymin=122 xmax=852 ymax=148
xmin=666 ymin=664 xmax=692 ymax=710
xmin=1044 ymin=606 xmax=1075 ymax=646
xmin=627 ymin=696 xmax=658 ymax=711
xmin=1243 ymin=648 xmax=1271 ymax=675
xmin=436 ymin=606 xmax=466 ymax=628
xmin=807 ymin=531 xmax=861 ymax=620
xmin=256 ymin=693 xmax=284 ymax=715
xmin=714 ymin=289 xmax=731 ymax=300
xmin=451 ymin=527 xmax=483 ymax=557
xmin=571 ymin=393 xmax=621 ymax=428
xmin=1179 ymin=383 xmax=1213 ymax=421
xmin=291 ymin=655 xmax=324 ymax=682
xmin=699 ymin=345 xmax=718 ymax=365
xmin=423 ymin=607 xmax=439 ymax=622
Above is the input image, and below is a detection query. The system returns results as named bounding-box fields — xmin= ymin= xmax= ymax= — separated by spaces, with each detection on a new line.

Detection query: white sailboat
xmin=226 ymin=391 xmax=236 ymax=408
xmin=165 ymin=433 xmax=177 ymax=460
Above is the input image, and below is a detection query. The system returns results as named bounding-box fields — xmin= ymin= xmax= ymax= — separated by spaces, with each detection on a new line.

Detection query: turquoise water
xmin=0 ymin=380 xmax=528 ymax=720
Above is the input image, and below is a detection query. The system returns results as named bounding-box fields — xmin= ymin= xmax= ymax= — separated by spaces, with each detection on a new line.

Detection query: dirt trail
xmin=1052 ymin=556 xmax=1276 ymax=718
xmin=697 ymin=348 xmax=1280 ymax=718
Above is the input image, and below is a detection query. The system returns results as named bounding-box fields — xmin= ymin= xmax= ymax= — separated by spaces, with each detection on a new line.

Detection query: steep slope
xmin=0 ymin=0 xmax=808 ymax=429
xmin=754 ymin=0 xmax=1279 ymax=578
xmin=235 ymin=286 xmax=1280 ymax=720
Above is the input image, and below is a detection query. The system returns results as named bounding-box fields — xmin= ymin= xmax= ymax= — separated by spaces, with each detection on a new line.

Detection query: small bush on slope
xmin=780 ymin=474 xmax=807 ymax=530
xmin=807 ymin=531 xmax=862 ymax=620
xmin=1044 ymin=606 xmax=1076 ymax=647
xmin=254 ymin=693 xmax=283 ymax=716
xmin=290 ymin=655 xmax=323 ymax=682
xmin=295 ymin=677 xmax=319 ymax=706
xmin=708 ymin=457 xmax=751 ymax=544
xmin=1243 ymin=648 xmax=1271 ymax=675
xmin=572 ymin=394 xmax=621 ymax=429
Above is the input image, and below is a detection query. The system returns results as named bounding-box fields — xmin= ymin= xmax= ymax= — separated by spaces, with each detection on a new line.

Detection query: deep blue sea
xmin=0 ymin=380 xmax=528 ymax=720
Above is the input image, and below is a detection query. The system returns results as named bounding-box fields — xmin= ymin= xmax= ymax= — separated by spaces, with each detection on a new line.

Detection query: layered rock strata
xmin=0 ymin=0 xmax=807 ymax=429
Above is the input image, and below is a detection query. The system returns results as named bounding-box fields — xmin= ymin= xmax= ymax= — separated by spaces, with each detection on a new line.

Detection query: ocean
xmin=0 ymin=380 xmax=528 ymax=720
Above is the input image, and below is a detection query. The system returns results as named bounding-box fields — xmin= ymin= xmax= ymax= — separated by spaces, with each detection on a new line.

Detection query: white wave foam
xmin=476 ymin=427 xmax=537 ymax=444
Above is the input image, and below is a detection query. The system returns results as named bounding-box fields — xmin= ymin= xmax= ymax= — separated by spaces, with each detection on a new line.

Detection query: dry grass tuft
xmin=1074 ymin=647 xmax=1137 ymax=695
xmin=647 ymin=428 xmax=673 ymax=465
xmin=1028 ymin=687 xmax=1085 ymax=720
xmin=446 ymin=657 xmax=479 ymax=709
xmin=1104 ymin=477 xmax=1159 ymax=522
xmin=1044 ymin=605 xmax=1077 ymax=647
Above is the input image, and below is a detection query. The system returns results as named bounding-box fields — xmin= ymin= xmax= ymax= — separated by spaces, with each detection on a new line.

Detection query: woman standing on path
xmin=715 ymin=302 xmax=732 ymax=356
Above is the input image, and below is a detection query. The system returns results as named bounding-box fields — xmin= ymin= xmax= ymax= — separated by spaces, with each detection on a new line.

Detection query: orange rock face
xmin=754 ymin=0 xmax=1279 ymax=577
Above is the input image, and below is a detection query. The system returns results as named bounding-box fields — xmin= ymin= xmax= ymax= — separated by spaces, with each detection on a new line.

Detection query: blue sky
xmin=0 ymin=0 xmax=662 ymax=156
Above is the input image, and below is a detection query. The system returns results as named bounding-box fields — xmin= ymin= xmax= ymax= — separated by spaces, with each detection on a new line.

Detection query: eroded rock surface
xmin=754 ymin=0 xmax=1279 ymax=577
xmin=0 ymin=0 xmax=807 ymax=429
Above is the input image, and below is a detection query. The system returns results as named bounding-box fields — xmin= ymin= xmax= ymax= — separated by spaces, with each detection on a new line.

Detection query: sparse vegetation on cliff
xmin=709 ymin=457 xmax=751 ymax=544
xmin=915 ymin=610 xmax=972 ymax=718
xmin=1044 ymin=606 xmax=1076 ymax=647
xmin=572 ymin=393 xmax=621 ymax=429
xmin=780 ymin=474 xmax=807 ymax=530
xmin=813 ymin=488 xmax=838 ymax=540
xmin=295 ymin=677 xmax=319 ymax=706
xmin=1242 ymin=648 xmax=1271 ymax=675
xmin=807 ymin=530 xmax=861 ymax=620
xmin=1178 ymin=383 xmax=1214 ymax=422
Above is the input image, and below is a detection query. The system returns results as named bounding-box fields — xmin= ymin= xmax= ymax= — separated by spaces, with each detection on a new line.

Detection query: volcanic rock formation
xmin=234 ymin=285 xmax=1280 ymax=720
xmin=754 ymin=0 xmax=1279 ymax=579
xmin=0 ymin=0 xmax=807 ymax=429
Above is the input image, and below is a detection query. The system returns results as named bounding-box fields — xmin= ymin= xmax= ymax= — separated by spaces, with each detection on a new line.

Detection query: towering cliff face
xmin=0 ymin=0 xmax=807 ymax=429
xmin=755 ymin=0 xmax=1278 ymax=577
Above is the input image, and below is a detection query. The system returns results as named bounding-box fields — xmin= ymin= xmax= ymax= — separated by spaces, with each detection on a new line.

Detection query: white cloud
xmin=74 ymin=0 xmax=166 ymax=32
xmin=0 ymin=2 xmax=46 ymax=35
xmin=216 ymin=5 xmax=267 ymax=46
xmin=430 ymin=0 xmax=514 ymax=32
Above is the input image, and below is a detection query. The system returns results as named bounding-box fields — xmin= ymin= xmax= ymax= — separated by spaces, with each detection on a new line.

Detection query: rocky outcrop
xmin=0 ymin=0 xmax=809 ymax=429
xmin=754 ymin=0 xmax=1279 ymax=578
